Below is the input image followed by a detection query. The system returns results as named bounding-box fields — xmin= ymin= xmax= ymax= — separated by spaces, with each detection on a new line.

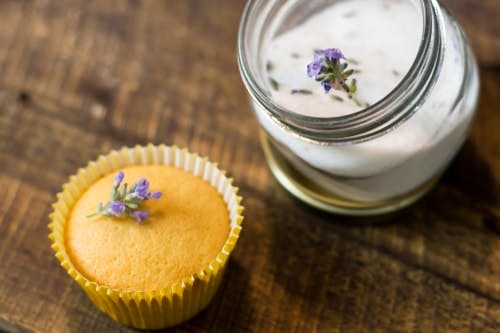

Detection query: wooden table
xmin=0 ymin=1 xmax=498 ymax=332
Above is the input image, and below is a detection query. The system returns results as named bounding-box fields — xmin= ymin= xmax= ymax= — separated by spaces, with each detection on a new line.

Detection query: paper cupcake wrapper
xmin=48 ymin=145 xmax=244 ymax=329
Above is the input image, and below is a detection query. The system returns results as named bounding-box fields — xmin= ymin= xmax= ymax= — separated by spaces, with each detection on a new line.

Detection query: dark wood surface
xmin=445 ymin=0 xmax=500 ymax=66
xmin=0 ymin=1 xmax=498 ymax=332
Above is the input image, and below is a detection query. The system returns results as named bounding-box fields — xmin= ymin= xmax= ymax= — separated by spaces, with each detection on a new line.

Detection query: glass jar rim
xmin=237 ymin=0 xmax=446 ymax=144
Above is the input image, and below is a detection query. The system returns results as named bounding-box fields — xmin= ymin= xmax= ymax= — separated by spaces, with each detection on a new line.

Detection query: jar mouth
xmin=237 ymin=0 xmax=445 ymax=144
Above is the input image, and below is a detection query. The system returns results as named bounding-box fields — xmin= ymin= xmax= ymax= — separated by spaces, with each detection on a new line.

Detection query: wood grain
xmin=442 ymin=0 xmax=500 ymax=66
xmin=0 ymin=1 xmax=498 ymax=332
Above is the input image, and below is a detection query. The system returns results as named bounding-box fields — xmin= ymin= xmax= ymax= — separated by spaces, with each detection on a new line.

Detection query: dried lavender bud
xmin=269 ymin=77 xmax=279 ymax=91
xmin=331 ymin=95 xmax=344 ymax=102
xmin=352 ymin=97 xmax=364 ymax=107
xmin=349 ymin=78 xmax=357 ymax=97
xmin=321 ymin=48 xmax=345 ymax=60
xmin=131 ymin=211 xmax=149 ymax=224
xmin=148 ymin=191 xmax=162 ymax=199
xmin=266 ymin=61 xmax=274 ymax=72
xmin=307 ymin=56 xmax=323 ymax=77
xmin=134 ymin=178 xmax=150 ymax=199
xmin=347 ymin=58 xmax=360 ymax=65
xmin=291 ymin=89 xmax=313 ymax=95
xmin=322 ymin=81 xmax=332 ymax=93
xmin=108 ymin=201 xmax=126 ymax=216
xmin=113 ymin=171 xmax=124 ymax=188
xmin=291 ymin=53 xmax=301 ymax=59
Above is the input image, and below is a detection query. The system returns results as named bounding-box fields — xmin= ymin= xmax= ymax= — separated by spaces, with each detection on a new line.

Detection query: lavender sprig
xmin=87 ymin=171 xmax=162 ymax=223
xmin=307 ymin=48 xmax=358 ymax=99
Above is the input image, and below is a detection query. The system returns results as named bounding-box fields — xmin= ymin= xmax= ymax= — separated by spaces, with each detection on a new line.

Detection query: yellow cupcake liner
xmin=48 ymin=144 xmax=244 ymax=329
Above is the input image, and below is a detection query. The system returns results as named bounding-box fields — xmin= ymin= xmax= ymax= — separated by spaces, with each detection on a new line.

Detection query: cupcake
xmin=49 ymin=145 xmax=244 ymax=329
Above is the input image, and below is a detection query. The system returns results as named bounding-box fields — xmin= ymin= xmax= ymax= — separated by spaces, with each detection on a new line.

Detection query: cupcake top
xmin=65 ymin=165 xmax=230 ymax=291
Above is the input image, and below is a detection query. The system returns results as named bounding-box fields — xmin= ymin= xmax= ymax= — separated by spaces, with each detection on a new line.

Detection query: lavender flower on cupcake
xmin=88 ymin=171 xmax=162 ymax=223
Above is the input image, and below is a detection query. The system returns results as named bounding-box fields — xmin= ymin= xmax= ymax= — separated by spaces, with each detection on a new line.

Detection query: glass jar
xmin=237 ymin=0 xmax=479 ymax=216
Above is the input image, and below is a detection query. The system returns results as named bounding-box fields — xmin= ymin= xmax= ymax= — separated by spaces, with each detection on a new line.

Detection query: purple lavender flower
xmin=108 ymin=201 xmax=125 ymax=216
xmin=134 ymin=178 xmax=150 ymax=199
xmin=114 ymin=171 xmax=125 ymax=188
xmin=323 ymin=48 xmax=345 ymax=60
xmin=307 ymin=56 xmax=323 ymax=77
xmin=321 ymin=81 xmax=332 ymax=93
xmin=148 ymin=191 xmax=162 ymax=199
xmin=89 ymin=172 xmax=162 ymax=223
xmin=132 ymin=211 xmax=149 ymax=223
xmin=306 ymin=47 xmax=357 ymax=100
